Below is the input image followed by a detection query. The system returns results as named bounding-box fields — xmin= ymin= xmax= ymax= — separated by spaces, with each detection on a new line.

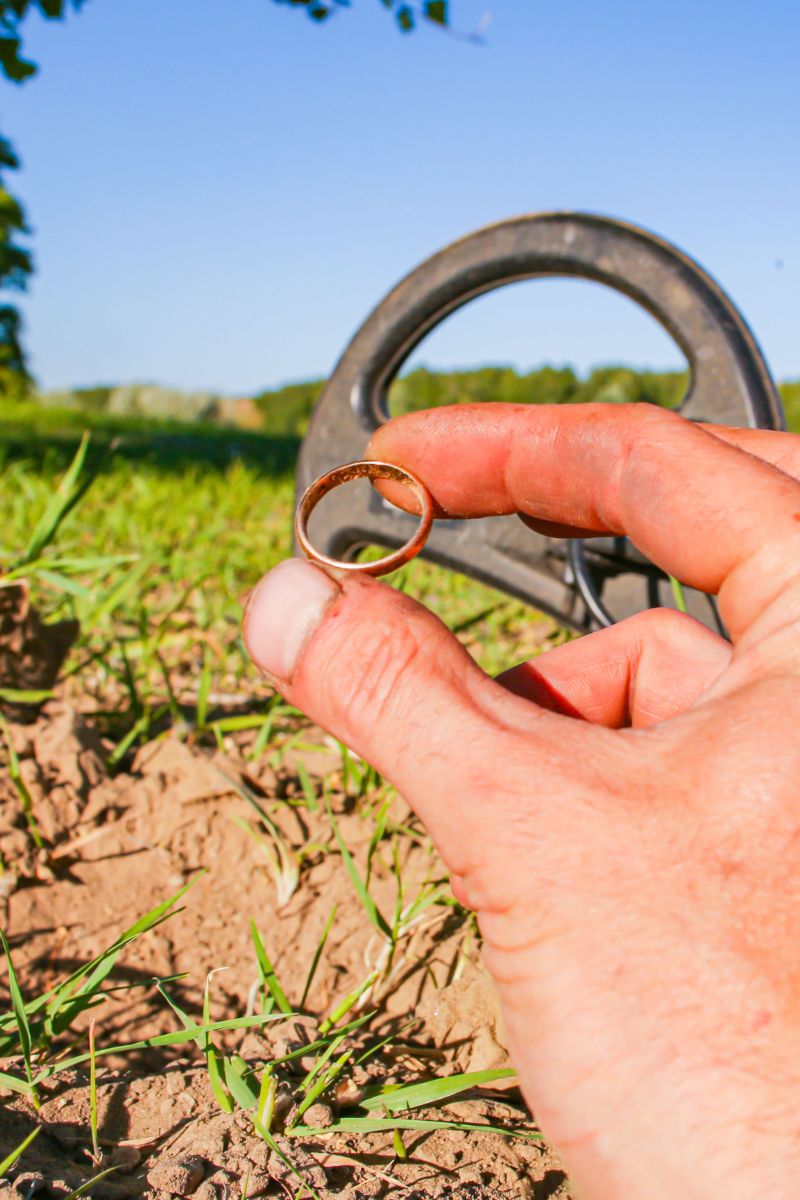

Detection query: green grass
xmin=0 ymin=876 xmax=535 ymax=1186
xmin=0 ymin=403 xmax=555 ymax=764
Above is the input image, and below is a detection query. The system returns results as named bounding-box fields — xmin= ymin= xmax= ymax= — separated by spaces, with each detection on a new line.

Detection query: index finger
xmin=367 ymin=403 xmax=800 ymax=641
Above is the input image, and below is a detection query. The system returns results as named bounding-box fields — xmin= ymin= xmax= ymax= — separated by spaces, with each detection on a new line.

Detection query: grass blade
xmin=44 ymin=878 xmax=199 ymax=1033
xmin=293 ymin=1047 xmax=351 ymax=1125
xmin=248 ymin=712 xmax=277 ymax=761
xmin=298 ymin=1029 xmax=348 ymax=1094
xmin=319 ymin=970 xmax=379 ymax=1035
xmin=250 ymin=919 xmax=292 ymax=1015
xmin=157 ymin=973 xmax=242 ymax=1117
xmin=295 ymin=759 xmax=319 ymax=813
xmin=326 ymin=802 xmax=390 ymax=939
xmin=0 ymin=929 xmax=37 ymax=1104
xmin=0 ymin=1067 xmax=35 ymax=1096
xmin=34 ymin=568 xmax=91 ymax=598
xmin=203 ymin=972 xmax=234 ymax=1114
xmin=299 ymin=904 xmax=336 ymax=1011
xmin=234 ymin=817 xmax=299 ymax=909
xmin=1 ymin=553 xmax=137 ymax=585
xmin=288 ymin=1116 xmax=543 ymax=1141
xmin=196 ymin=645 xmax=212 ymax=729
xmin=365 ymin=799 xmax=391 ymax=888
xmin=669 ymin=574 xmax=688 ymax=612
xmin=62 ymin=1165 xmax=119 ymax=1199
xmin=271 ymin=1013 xmax=373 ymax=1068
xmin=86 ymin=559 xmax=150 ymax=627
xmin=0 ymin=1126 xmax=41 ymax=1175
xmin=88 ymin=1020 xmax=100 ymax=1165
xmin=359 ymin=1068 xmax=516 ymax=1114
xmin=252 ymin=1120 xmax=322 ymax=1200
xmin=38 ymin=1013 xmax=285 ymax=1079
xmin=0 ymin=688 xmax=54 ymax=704
xmin=0 ymin=715 xmax=45 ymax=850
xmin=23 ymin=432 xmax=91 ymax=563
xmin=223 ymin=1054 xmax=260 ymax=1111
xmin=256 ymin=1066 xmax=276 ymax=1134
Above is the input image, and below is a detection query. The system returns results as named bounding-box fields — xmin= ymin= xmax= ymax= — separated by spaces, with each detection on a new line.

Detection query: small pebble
xmin=302 ymin=1101 xmax=334 ymax=1127
xmin=334 ymin=1078 xmax=365 ymax=1107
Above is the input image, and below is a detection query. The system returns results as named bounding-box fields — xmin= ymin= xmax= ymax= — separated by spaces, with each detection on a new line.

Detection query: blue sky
xmin=2 ymin=0 xmax=798 ymax=393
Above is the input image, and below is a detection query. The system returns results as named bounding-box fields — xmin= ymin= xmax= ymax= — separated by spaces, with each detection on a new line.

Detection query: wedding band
xmin=295 ymin=460 xmax=434 ymax=577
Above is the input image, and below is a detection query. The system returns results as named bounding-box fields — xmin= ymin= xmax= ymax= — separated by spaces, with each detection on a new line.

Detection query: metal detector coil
xmin=295 ymin=212 xmax=784 ymax=632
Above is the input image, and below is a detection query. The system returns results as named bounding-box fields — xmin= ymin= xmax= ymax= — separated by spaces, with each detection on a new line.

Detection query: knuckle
xmin=315 ymin=598 xmax=426 ymax=733
xmin=619 ymin=402 xmax=679 ymax=461
xmin=616 ymin=405 xmax=684 ymax=502
xmin=638 ymin=605 xmax=693 ymax=638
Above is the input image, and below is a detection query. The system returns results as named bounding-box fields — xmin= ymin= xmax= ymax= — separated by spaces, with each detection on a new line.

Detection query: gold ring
xmin=295 ymin=460 xmax=434 ymax=577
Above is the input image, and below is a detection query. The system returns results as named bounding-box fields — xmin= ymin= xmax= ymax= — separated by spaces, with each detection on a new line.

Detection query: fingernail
xmin=243 ymin=558 xmax=339 ymax=682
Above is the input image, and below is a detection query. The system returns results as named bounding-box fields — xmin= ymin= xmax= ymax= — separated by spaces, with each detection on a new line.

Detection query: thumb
xmin=242 ymin=557 xmax=547 ymax=863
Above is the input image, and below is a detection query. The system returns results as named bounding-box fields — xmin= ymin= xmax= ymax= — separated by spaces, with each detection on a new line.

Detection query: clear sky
xmin=2 ymin=0 xmax=798 ymax=393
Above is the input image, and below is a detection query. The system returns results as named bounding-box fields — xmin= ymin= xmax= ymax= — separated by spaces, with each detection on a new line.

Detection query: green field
xmin=0 ymin=398 xmax=561 ymax=762
xmin=4 ymin=370 xmax=799 ymax=754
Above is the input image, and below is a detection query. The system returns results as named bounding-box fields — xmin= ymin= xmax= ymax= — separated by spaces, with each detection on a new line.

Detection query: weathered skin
xmin=244 ymin=402 xmax=800 ymax=1199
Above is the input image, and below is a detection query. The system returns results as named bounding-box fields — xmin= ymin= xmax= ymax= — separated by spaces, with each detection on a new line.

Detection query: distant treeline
xmin=254 ymin=366 xmax=800 ymax=433
xmin=37 ymin=367 xmax=800 ymax=435
xmin=249 ymin=366 xmax=689 ymax=434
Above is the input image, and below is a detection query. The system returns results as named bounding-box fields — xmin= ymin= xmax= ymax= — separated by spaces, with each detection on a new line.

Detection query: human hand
xmin=243 ymin=402 xmax=800 ymax=1199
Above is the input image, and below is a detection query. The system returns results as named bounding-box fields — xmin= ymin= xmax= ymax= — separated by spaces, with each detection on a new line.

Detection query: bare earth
xmin=0 ymin=698 xmax=571 ymax=1199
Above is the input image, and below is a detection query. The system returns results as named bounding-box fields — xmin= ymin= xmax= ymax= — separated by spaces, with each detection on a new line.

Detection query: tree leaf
xmin=0 ymin=37 xmax=37 ymax=82
xmin=424 ymin=1 xmax=448 ymax=25
xmin=396 ymin=5 xmax=414 ymax=32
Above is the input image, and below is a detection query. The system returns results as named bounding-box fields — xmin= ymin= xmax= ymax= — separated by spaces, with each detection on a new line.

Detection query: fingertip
xmin=243 ymin=557 xmax=340 ymax=683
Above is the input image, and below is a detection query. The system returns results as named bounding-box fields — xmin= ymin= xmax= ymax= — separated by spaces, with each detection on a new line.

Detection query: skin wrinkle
xmin=467 ymin=663 xmax=558 ymax=734
xmin=290 ymin=576 xmax=542 ymax=880
xmin=625 ymin=632 xmax=644 ymax=726
xmin=630 ymin=612 xmax=727 ymax=727
xmin=500 ymin=430 xmax=519 ymax=518
xmin=519 ymin=419 xmax=565 ymax=515
xmin=614 ymin=417 xmax=729 ymax=572
xmin=702 ymin=424 xmax=800 ymax=484
xmin=732 ymin=628 xmax=800 ymax=691
xmin=596 ymin=406 xmax=656 ymax=535
xmin=731 ymin=569 xmax=800 ymax=655
xmin=312 ymin=602 xmax=425 ymax=748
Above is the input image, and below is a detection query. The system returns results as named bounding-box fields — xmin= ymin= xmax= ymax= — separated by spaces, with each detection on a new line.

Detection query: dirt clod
xmin=0 ymin=584 xmax=79 ymax=721
xmin=302 ymin=1100 xmax=335 ymax=1127
xmin=146 ymin=1155 xmax=206 ymax=1196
